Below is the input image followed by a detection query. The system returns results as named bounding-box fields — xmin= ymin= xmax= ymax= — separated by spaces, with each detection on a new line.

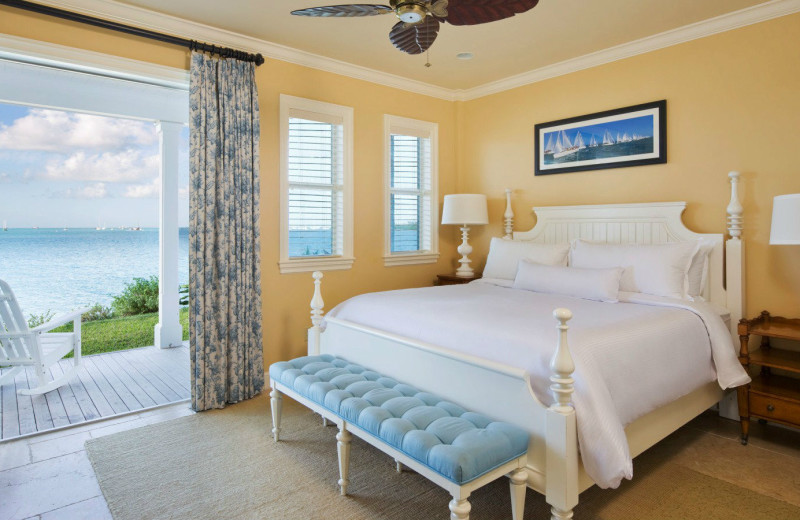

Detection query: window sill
xmin=279 ymin=256 xmax=355 ymax=274
xmin=383 ymin=252 xmax=440 ymax=267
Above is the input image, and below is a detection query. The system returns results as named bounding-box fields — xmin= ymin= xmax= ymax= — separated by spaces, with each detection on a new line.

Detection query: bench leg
xmin=270 ymin=386 xmax=282 ymax=442
xmin=395 ymin=459 xmax=405 ymax=473
xmin=337 ymin=423 xmax=352 ymax=496
xmin=509 ymin=468 xmax=527 ymax=520
xmin=449 ymin=497 xmax=471 ymax=520
xmin=551 ymin=507 xmax=574 ymax=520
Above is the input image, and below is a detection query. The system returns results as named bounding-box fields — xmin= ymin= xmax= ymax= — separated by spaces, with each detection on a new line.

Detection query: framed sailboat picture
xmin=534 ymin=100 xmax=666 ymax=175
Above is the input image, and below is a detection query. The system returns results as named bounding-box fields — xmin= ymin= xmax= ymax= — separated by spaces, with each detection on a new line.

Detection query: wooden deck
xmin=0 ymin=344 xmax=190 ymax=441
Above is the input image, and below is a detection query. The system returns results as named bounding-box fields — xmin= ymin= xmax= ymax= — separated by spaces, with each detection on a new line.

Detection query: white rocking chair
xmin=0 ymin=279 xmax=90 ymax=395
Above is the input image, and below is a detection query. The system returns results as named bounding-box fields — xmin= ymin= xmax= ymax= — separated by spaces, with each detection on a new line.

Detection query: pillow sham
xmin=687 ymin=241 xmax=714 ymax=300
xmin=569 ymin=239 xmax=699 ymax=300
xmin=482 ymin=238 xmax=570 ymax=280
xmin=513 ymin=260 xmax=624 ymax=303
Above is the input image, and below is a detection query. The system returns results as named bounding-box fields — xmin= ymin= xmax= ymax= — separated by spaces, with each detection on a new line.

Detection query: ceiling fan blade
xmin=444 ymin=0 xmax=539 ymax=26
xmin=389 ymin=17 xmax=440 ymax=55
xmin=291 ymin=4 xmax=393 ymax=17
xmin=429 ymin=0 xmax=449 ymax=19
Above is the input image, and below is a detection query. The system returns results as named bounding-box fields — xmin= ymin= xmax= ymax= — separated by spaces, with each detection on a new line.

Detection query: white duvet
xmin=325 ymin=280 xmax=750 ymax=489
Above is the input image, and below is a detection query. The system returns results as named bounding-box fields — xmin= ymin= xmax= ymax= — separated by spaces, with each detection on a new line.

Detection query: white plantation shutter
xmin=384 ymin=115 xmax=438 ymax=265
xmin=287 ymin=117 xmax=343 ymax=257
xmin=280 ymin=95 xmax=353 ymax=273
xmin=390 ymin=135 xmax=431 ymax=253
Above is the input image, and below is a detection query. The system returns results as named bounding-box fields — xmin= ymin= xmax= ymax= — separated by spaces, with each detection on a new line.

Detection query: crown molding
xmin=455 ymin=0 xmax=800 ymax=101
xmin=31 ymin=0 xmax=457 ymax=101
xmin=17 ymin=0 xmax=800 ymax=102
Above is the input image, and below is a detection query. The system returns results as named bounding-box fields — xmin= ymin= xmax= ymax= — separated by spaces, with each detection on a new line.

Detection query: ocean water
xmin=0 ymin=228 xmax=189 ymax=316
xmin=0 ymin=227 xmax=421 ymax=318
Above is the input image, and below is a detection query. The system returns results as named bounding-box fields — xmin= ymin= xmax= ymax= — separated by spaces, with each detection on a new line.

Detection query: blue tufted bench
xmin=269 ymin=354 xmax=529 ymax=520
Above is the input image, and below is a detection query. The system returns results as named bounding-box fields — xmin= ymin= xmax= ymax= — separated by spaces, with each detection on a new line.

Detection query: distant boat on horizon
xmin=2 ymin=220 xmax=7 ymax=232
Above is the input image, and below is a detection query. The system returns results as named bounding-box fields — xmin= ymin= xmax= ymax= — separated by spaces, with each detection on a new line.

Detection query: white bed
xmin=305 ymin=172 xmax=747 ymax=519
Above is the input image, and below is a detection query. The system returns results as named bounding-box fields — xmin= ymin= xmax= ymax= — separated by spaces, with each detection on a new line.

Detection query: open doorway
xmin=0 ymin=51 xmax=190 ymax=440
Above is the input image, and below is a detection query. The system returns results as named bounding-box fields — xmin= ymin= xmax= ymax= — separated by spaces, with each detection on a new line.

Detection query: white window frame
xmin=279 ymin=94 xmax=354 ymax=274
xmin=383 ymin=115 xmax=439 ymax=266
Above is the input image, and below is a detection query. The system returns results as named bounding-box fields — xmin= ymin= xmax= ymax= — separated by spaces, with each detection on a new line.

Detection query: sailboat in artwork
xmin=544 ymin=134 xmax=556 ymax=154
xmin=2 ymin=220 xmax=7 ymax=232
xmin=574 ymin=131 xmax=586 ymax=150
xmin=602 ymin=130 xmax=615 ymax=146
xmin=553 ymin=130 xmax=579 ymax=159
xmin=589 ymin=135 xmax=598 ymax=147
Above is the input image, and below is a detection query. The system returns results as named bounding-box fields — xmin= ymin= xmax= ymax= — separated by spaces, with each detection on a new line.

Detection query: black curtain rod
xmin=0 ymin=0 xmax=265 ymax=65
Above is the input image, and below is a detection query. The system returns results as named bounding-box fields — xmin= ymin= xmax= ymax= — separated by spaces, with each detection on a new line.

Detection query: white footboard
xmin=307 ymin=272 xmax=580 ymax=518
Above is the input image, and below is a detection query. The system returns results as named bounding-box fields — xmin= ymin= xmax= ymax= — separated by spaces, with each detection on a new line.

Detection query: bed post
xmin=504 ymin=188 xmax=514 ymax=239
xmin=546 ymin=308 xmax=578 ymax=520
xmin=726 ymin=171 xmax=745 ymax=337
xmin=309 ymin=271 xmax=324 ymax=356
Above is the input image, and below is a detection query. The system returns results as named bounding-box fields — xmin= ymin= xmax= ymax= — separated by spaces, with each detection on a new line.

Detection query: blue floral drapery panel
xmin=189 ymin=51 xmax=264 ymax=411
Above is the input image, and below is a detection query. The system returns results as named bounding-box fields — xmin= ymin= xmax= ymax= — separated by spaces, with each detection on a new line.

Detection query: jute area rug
xmin=86 ymin=394 xmax=800 ymax=520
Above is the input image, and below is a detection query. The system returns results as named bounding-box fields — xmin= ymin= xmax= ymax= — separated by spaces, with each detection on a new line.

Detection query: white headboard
xmin=502 ymin=172 xmax=745 ymax=339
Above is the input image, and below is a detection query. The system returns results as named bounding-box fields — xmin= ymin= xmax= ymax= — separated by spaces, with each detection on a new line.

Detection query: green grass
xmin=53 ymin=307 xmax=190 ymax=357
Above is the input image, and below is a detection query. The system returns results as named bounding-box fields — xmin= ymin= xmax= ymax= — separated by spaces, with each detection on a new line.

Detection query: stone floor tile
xmin=40 ymin=496 xmax=111 ymax=520
xmin=0 ymin=438 xmax=31 ymax=472
xmin=0 ymin=451 xmax=101 ymax=520
xmin=29 ymin=431 xmax=93 ymax=463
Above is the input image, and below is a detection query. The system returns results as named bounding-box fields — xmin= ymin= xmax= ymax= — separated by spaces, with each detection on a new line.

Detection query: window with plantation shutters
xmin=384 ymin=116 xmax=439 ymax=266
xmin=280 ymin=95 xmax=353 ymax=273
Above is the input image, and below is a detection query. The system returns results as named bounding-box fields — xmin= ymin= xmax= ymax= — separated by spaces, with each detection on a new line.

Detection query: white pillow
xmin=687 ymin=241 xmax=714 ymax=300
xmin=513 ymin=260 xmax=623 ymax=303
xmin=569 ymin=239 xmax=700 ymax=300
xmin=483 ymin=238 xmax=570 ymax=280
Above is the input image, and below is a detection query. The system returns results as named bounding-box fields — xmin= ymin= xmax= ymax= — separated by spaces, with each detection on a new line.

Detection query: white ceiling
xmin=108 ymin=0 xmax=769 ymax=90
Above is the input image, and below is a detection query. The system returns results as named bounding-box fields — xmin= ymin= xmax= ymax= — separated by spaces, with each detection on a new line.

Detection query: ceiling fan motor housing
xmin=391 ymin=0 xmax=427 ymax=24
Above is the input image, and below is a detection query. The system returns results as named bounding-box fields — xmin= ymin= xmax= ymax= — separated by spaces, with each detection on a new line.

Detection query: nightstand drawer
xmin=749 ymin=393 xmax=800 ymax=425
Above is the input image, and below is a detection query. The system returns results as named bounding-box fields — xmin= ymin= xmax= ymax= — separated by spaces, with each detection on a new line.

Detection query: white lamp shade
xmin=770 ymin=194 xmax=800 ymax=245
xmin=441 ymin=194 xmax=489 ymax=225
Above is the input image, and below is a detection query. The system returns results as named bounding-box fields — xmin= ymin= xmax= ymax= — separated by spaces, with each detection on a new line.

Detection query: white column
xmin=154 ymin=121 xmax=183 ymax=349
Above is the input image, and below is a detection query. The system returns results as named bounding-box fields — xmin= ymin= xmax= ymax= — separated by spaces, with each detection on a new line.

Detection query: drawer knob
xmin=767 ymin=404 xmax=775 ymax=412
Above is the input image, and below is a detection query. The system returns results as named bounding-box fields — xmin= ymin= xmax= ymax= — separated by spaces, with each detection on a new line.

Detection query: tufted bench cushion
xmin=269 ymin=354 xmax=529 ymax=485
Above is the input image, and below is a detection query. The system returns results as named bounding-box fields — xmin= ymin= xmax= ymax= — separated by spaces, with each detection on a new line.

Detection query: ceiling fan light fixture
xmin=456 ymin=52 xmax=473 ymax=60
xmin=393 ymin=1 xmax=427 ymax=24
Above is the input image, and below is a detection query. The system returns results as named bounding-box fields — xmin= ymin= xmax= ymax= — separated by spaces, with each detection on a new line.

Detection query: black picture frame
xmin=534 ymin=100 xmax=667 ymax=176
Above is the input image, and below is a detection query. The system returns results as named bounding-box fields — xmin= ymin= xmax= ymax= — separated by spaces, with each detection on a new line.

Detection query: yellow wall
xmin=3 ymin=6 xmax=799 ymax=367
xmin=0 ymin=7 xmax=459 ymax=368
xmin=459 ymin=12 xmax=800 ymax=319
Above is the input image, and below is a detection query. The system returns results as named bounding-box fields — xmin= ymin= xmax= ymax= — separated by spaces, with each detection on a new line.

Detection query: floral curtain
xmin=189 ymin=51 xmax=264 ymax=411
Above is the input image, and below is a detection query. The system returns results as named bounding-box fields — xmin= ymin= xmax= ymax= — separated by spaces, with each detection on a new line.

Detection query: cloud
xmin=38 ymin=149 xmax=159 ymax=183
xmin=124 ymin=178 xmax=160 ymax=198
xmin=52 ymin=182 xmax=108 ymax=199
xmin=0 ymin=109 xmax=157 ymax=152
xmin=0 ymin=173 xmax=10 ymax=184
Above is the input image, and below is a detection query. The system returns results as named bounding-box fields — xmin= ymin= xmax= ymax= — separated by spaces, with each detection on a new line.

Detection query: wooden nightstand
xmin=737 ymin=311 xmax=800 ymax=445
xmin=435 ymin=273 xmax=481 ymax=286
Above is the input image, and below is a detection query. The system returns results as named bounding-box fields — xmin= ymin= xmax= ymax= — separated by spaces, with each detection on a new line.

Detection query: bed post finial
xmin=550 ymin=308 xmax=574 ymax=410
xmin=310 ymin=271 xmax=324 ymax=355
xmin=504 ymin=188 xmax=514 ymax=240
xmin=727 ymin=171 xmax=743 ymax=240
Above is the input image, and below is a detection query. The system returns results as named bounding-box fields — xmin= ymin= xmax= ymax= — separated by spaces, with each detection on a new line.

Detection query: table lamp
xmin=770 ymin=194 xmax=800 ymax=245
xmin=441 ymin=194 xmax=489 ymax=277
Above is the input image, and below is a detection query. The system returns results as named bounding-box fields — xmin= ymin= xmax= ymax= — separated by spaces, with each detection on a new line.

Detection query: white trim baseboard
xmin=18 ymin=0 xmax=800 ymax=101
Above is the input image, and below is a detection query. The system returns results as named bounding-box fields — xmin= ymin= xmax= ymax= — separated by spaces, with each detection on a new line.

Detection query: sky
xmin=0 ymin=102 xmax=189 ymax=228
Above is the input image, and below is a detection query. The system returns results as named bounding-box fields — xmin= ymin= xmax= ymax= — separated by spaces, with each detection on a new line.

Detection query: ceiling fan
xmin=291 ymin=0 xmax=541 ymax=55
